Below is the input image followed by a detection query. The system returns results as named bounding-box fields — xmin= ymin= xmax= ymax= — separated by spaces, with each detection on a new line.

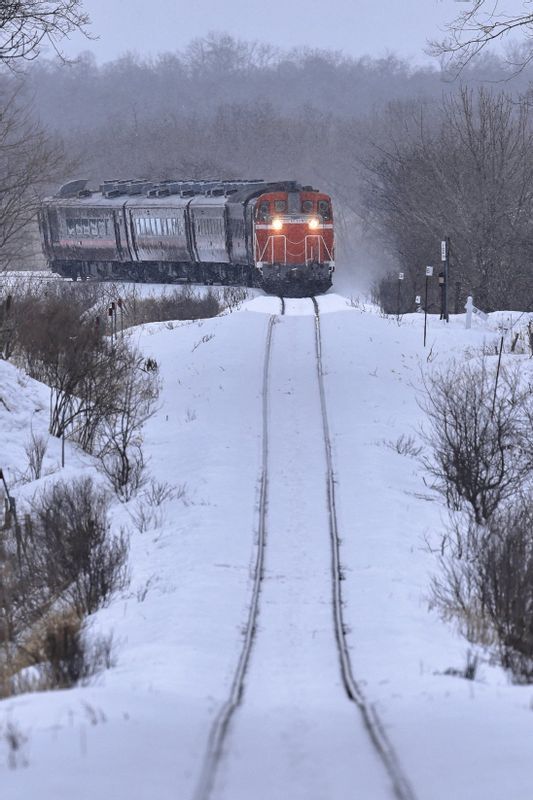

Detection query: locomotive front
xmin=253 ymin=187 xmax=334 ymax=296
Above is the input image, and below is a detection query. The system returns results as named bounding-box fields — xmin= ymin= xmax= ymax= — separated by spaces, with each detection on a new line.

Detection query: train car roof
xmin=43 ymin=179 xmax=309 ymax=209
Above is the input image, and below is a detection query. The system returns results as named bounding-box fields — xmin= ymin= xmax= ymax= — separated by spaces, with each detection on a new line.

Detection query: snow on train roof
xmin=44 ymin=179 xmax=304 ymax=208
xmin=43 ymin=193 xmax=249 ymax=210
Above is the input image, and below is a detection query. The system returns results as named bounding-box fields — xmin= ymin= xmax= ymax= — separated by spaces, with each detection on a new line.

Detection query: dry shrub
xmin=420 ymin=357 xmax=533 ymax=523
xmin=122 ymin=286 xmax=222 ymax=328
xmin=1 ymin=609 xmax=114 ymax=697
xmin=432 ymin=499 xmax=533 ymax=682
xmin=95 ymin=349 xmax=160 ymax=500
xmin=23 ymin=430 xmax=48 ymax=481
xmin=0 ymin=477 xmax=128 ymax=645
xmin=26 ymin=477 xmax=129 ymax=615
xmin=0 ymin=478 xmax=125 ymax=697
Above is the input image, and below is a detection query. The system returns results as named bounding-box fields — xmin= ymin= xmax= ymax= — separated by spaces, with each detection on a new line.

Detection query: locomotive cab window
xmin=274 ymin=199 xmax=286 ymax=213
xmin=258 ymin=202 xmax=270 ymax=221
xmin=318 ymin=200 xmax=331 ymax=220
xmin=302 ymin=199 xmax=314 ymax=213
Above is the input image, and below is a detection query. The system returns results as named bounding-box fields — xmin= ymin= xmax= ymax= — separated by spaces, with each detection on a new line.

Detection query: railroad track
xmin=311 ymin=296 xmax=417 ymax=800
xmin=192 ymin=312 xmax=275 ymax=800
xmin=193 ymin=298 xmax=416 ymax=800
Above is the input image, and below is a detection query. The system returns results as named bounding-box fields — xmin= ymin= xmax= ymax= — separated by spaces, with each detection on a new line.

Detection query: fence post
xmin=491 ymin=337 xmax=504 ymax=419
xmin=465 ymin=296 xmax=473 ymax=329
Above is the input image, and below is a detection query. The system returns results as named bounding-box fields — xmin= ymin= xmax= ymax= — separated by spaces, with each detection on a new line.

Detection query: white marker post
xmin=397 ymin=272 xmax=404 ymax=320
xmin=465 ymin=296 xmax=489 ymax=329
xmin=424 ymin=266 xmax=433 ymax=347
xmin=441 ymin=238 xmax=449 ymax=322
xmin=465 ymin=296 xmax=473 ymax=329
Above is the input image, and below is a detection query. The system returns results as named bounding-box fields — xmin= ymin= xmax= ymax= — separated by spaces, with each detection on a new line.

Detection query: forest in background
xmin=3 ymin=32 xmax=533 ymax=309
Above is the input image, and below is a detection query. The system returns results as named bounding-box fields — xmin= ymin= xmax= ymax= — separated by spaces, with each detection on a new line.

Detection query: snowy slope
xmin=1 ymin=296 xmax=532 ymax=800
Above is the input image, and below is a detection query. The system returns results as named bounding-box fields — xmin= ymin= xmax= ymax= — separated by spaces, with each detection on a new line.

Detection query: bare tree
xmin=0 ymin=83 xmax=66 ymax=271
xmin=361 ymin=88 xmax=533 ymax=311
xmin=430 ymin=1 xmax=533 ymax=71
xmin=0 ymin=0 xmax=90 ymax=66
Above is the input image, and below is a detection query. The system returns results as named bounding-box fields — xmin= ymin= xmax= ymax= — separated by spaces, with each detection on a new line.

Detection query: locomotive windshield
xmin=318 ymin=199 xmax=332 ymax=220
xmin=258 ymin=202 xmax=269 ymax=221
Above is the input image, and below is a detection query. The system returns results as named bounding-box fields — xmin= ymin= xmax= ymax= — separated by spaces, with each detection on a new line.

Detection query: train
xmin=39 ymin=178 xmax=335 ymax=297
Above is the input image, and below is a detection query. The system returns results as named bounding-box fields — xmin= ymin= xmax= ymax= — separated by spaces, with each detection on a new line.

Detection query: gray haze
xmin=60 ymin=0 xmax=462 ymax=63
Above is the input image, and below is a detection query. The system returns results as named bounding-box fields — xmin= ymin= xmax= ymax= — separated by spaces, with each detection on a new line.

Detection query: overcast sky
xmin=58 ymin=0 xmax=475 ymax=65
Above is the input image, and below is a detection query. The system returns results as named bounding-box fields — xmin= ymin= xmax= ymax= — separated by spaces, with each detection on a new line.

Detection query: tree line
xmin=1 ymin=17 xmax=533 ymax=308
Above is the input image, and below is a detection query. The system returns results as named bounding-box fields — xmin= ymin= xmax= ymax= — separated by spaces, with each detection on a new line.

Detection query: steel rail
xmin=311 ymin=296 xmax=418 ymax=800
xmin=192 ymin=313 xmax=275 ymax=800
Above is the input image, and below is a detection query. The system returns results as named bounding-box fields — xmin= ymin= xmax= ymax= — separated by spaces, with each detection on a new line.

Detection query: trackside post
xmin=424 ymin=266 xmax=433 ymax=347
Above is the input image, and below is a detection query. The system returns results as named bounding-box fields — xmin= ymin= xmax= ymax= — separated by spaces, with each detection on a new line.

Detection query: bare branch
xmin=429 ymin=1 xmax=533 ymax=72
xmin=0 ymin=1 xmax=91 ymax=66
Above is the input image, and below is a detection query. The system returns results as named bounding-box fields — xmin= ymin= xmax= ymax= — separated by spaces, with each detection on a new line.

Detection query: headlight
xmin=308 ymin=217 xmax=320 ymax=230
xmin=272 ymin=218 xmax=283 ymax=231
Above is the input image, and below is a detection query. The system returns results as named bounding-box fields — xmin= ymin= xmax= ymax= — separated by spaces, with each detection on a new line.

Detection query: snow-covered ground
xmin=1 ymin=292 xmax=532 ymax=799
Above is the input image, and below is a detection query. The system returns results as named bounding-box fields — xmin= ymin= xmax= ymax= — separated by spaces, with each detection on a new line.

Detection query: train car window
xmin=153 ymin=218 xmax=161 ymax=236
xmin=274 ymin=199 xmax=286 ymax=213
xmin=82 ymin=219 xmax=90 ymax=236
xmin=66 ymin=219 xmax=76 ymax=236
xmin=231 ymin=219 xmax=245 ymax=239
xmin=302 ymin=199 xmax=314 ymax=213
xmin=90 ymin=220 xmax=98 ymax=236
xmin=258 ymin=202 xmax=269 ymax=221
xmin=75 ymin=221 xmax=82 ymax=236
xmin=98 ymin=219 xmax=106 ymax=236
xmin=318 ymin=200 xmax=331 ymax=220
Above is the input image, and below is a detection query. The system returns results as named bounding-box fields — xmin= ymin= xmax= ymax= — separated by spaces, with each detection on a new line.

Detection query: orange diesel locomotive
xmin=253 ymin=186 xmax=334 ymax=295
